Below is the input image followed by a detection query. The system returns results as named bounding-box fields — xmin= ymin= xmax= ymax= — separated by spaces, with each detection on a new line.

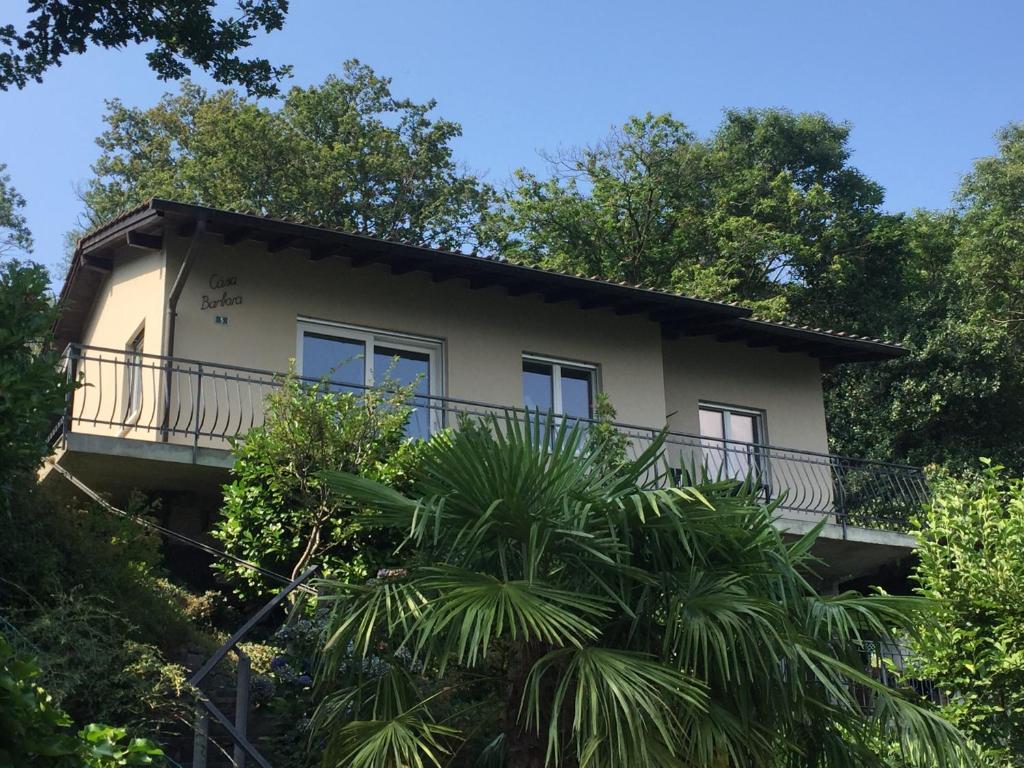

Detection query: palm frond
xmin=414 ymin=566 xmax=608 ymax=670
xmin=324 ymin=711 xmax=458 ymax=768
xmin=523 ymin=647 xmax=708 ymax=767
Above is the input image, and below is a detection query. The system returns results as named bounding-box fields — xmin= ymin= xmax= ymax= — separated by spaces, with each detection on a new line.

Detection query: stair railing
xmin=188 ymin=565 xmax=318 ymax=768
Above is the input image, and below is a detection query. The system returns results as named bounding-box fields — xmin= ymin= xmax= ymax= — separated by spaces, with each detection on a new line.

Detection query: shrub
xmin=0 ymin=634 xmax=163 ymax=767
xmin=911 ymin=459 xmax=1024 ymax=765
xmin=17 ymin=595 xmax=191 ymax=737
xmin=213 ymin=367 xmax=426 ymax=601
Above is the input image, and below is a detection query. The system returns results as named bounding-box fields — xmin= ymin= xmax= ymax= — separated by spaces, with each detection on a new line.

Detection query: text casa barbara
xmin=201 ymin=274 xmax=242 ymax=310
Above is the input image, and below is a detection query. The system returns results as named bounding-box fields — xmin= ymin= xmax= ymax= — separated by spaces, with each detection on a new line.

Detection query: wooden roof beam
xmin=267 ymin=235 xmax=296 ymax=253
xmin=126 ymin=230 xmax=163 ymax=250
xmin=223 ymin=227 xmax=250 ymax=246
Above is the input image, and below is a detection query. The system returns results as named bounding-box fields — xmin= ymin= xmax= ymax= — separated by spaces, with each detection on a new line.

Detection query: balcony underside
xmin=42 ymin=432 xmax=917 ymax=587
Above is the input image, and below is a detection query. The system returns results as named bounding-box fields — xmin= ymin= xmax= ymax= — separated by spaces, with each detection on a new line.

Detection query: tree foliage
xmin=0 ymin=0 xmax=290 ymax=96
xmin=0 ymin=163 xmax=32 ymax=256
xmin=212 ymin=368 xmax=425 ymax=600
xmin=313 ymin=415 xmax=969 ymax=768
xmin=81 ymin=61 xmax=492 ymax=250
xmin=482 ymin=110 xmax=900 ymax=321
xmin=826 ymin=125 xmax=1024 ymax=472
xmin=0 ymin=259 xmax=68 ymax=510
xmin=910 ymin=461 xmax=1024 ymax=766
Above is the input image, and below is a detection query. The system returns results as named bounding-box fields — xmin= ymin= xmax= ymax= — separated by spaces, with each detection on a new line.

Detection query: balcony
xmin=46 ymin=345 xmax=929 ymax=580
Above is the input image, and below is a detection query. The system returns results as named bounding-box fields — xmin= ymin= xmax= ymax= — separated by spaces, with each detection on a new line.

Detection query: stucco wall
xmin=661 ymin=334 xmax=833 ymax=516
xmin=164 ymin=234 xmax=669 ymax=439
xmin=69 ymin=233 xmax=833 ymax=469
xmin=72 ymin=247 xmax=167 ymax=440
xmin=661 ymin=334 xmax=829 ymax=452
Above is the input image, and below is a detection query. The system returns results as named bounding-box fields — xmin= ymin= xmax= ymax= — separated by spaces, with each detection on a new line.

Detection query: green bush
xmin=911 ymin=459 xmax=1024 ymax=765
xmin=17 ymin=595 xmax=191 ymax=736
xmin=0 ymin=634 xmax=163 ymax=767
xmin=213 ymin=367 xmax=426 ymax=600
xmin=0 ymin=259 xmax=69 ymax=511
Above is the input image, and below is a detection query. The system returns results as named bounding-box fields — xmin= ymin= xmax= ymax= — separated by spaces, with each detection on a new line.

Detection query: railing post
xmin=234 ymin=651 xmax=251 ymax=768
xmin=192 ymin=700 xmax=209 ymax=768
xmin=61 ymin=344 xmax=77 ymax=442
xmin=834 ymin=457 xmax=848 ymax=539
xmin=193 ymin=363 xmax=203 ymax=463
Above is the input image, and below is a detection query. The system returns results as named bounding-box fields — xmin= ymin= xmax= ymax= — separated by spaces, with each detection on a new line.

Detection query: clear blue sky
xmin=2 ymin=0 xmax=1023 ymax=278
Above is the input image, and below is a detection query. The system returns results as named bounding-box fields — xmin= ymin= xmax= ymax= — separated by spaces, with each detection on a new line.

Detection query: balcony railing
xmin=54 ymin=344 xmax=930 ymax=533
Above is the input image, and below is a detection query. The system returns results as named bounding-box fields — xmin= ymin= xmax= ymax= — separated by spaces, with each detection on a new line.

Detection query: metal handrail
xmin=58 ymin=343 xmax=923 ymax=469
xmin=56 ymin=343 xmax=930 ymax=531
xmin=189 ymin=566 xmax=319 ymax=768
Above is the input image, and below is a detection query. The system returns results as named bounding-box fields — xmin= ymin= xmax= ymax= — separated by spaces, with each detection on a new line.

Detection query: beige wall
xmin=166 ymin=234 xmax=669 ymax=431
xmin=73 ymin=247 xmax=167 ymax=440
xmin=661 ymin=334 xmax=829 ymax=453
xmin=661 ymin=334 xmax=833 ymax=515
xmin=69 ymin=234 xmax=833 ymax=466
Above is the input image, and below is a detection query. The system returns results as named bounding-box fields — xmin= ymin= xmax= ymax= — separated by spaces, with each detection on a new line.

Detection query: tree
xmin=825 ymin=125 xmax=1024 ymax=473
xmin=910 ymin=460 xmax=1024 ymax=765
xmin=0 ymin=259 xmax=68 ymax=510
xmin=0 ymin=163 xmax=32 ymax=256
xmin=313 ymin=416 xmax=969 ymax=768
xmin=482 ymin=109 xmax=902 ymax=322
xmin=0 ymin=0 xmax=290 ymax=96
xmin=212 ymin=369 xmax=424 ymax=600
xmin=81 ymin=61 xmax=493 ymax=250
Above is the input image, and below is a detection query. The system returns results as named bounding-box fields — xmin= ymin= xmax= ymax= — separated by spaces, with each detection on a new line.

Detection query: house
xmin=44 ymin=198 xmax=927 ymax=588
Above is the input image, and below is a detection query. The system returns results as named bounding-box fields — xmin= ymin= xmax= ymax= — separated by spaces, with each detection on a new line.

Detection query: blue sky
xmin=2 ymin=0 xmax=1023 ymax=278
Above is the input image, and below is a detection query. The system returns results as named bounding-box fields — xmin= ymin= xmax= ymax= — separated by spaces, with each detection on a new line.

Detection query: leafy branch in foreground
xmin=0 ymin=1 xmax=291 ymax=95
xmin=312 ymin=414 xmax=971 ymax=767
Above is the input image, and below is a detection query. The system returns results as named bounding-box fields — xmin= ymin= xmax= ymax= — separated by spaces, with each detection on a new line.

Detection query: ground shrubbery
xmin=0 ymin=258 xmax=213 ymax=756
xmin=910 ymin=461 xmax=1024 ymax=766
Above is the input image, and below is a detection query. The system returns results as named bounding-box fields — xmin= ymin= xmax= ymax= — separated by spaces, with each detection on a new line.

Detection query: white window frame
xmin=521 ymin=354 xmax=599 ymax=419
xmin=122 ymin=325 xmax=145 ymax=430
xmin=295 ymin=318 xmax=444 ymax=435
xmin=697 ymin=402 xmax=766 ymax=481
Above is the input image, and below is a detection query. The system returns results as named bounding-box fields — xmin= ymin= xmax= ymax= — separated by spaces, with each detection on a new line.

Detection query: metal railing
xmin=55 ymin=343 xmax=929 ymax=532
xmin=858 ymin=639 xmax=948 ymax=708
xmin=188 ymin=566 xmax=319 ymax=768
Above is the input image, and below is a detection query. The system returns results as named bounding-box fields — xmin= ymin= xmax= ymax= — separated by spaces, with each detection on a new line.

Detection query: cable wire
xmin=50 ymin=463 xmax=317 ymax=596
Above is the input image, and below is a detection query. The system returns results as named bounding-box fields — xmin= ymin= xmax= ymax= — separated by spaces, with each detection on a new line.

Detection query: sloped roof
xmin=55 ymin=198 xmax=908 ymax=363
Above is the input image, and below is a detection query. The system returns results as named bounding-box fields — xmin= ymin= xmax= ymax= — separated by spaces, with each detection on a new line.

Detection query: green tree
xmin=483 ymin=109 xmax=901 ymax=321
xmin=0 ymin=163 xmax=32 ymax=256
xmin=212 ymin=369 xmax=424 ymax=600
xmin=0 ymin=259 xmax=68 ymax=509
xmin=910 ymin=460 xmax=1024 ymax=765
xmin=826 ymin=125 xmax=1024 ymax=473
xmin=82 ymin=61 xmax=493 ymax=250
xmin=1 ymin=1 xmax=290 ymax=96
xmin=313 ymin=416 xmax=968 ymax=768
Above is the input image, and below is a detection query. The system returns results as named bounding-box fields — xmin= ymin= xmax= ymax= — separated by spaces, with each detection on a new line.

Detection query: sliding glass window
xmin=522 ymin=356 xmax=596 ymax=437
xmin=697 ymin=404 xmax=764 ymax=482
xmin=297 ymin=320 xmax=442 ymax=440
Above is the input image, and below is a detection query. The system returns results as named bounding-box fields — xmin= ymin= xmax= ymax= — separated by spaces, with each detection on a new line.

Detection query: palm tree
xmin=312 ymin=415 xmax=969 ymax=768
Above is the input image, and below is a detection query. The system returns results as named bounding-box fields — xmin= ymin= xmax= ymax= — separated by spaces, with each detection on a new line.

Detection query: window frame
xmin=697 ymin=402 xmax=767 ymax=482
xmin=295 ymin=318 xmax=445 ymax=436
xmin=123 ymin=325 xmax=145 ymax=430
xmin=521 ymin=353 xmax=599 ymax=420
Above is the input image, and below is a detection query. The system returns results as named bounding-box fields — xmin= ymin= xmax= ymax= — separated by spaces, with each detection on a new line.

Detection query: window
xmin=124 ymin=327 xmax=145 ymax=425
xmin=297 ymin=320 xmax=442 ymax=439
xmin=698 ymin=404 xmax=764 ymax=481
xmin=522 ymin=356 xmax=596 ymax=424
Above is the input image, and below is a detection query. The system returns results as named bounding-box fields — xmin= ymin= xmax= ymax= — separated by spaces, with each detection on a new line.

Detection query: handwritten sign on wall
xmin=201 ymin=274 xmax=243 ymax=310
